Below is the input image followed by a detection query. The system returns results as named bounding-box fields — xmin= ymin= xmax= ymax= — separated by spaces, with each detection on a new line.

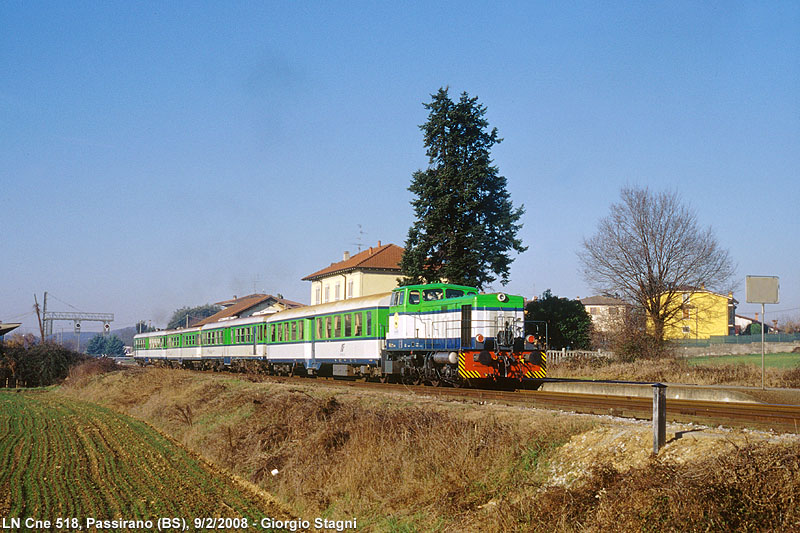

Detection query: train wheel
xmin=379 ymin=375 xmax=390 ymax=384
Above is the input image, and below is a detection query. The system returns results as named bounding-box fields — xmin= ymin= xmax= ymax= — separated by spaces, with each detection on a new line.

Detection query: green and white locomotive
xmin=134 ymin=283 xmax=545 ymax=387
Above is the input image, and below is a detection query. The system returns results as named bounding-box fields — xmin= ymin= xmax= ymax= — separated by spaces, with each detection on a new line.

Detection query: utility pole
xmin=34 ymin=294 xmax=45 ymax=342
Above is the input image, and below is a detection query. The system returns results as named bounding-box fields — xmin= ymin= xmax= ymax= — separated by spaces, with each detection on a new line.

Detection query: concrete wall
xmin=677 ymin=341 xmax=800 ymax=357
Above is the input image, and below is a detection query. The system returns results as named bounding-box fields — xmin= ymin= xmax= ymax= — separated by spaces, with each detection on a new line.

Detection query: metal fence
xmin=546 ymin=349 xmax=612 ymax=364
xmin=673 ymin=333 xmax=800 ymax=347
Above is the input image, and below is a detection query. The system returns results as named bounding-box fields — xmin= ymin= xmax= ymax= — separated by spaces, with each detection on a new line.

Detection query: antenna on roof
xmin=351 ymin=224 xmax=366 ymax=252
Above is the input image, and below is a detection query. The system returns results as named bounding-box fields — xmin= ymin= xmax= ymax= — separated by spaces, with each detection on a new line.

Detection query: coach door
xmin=460 ymin=305 xmax=472 ymax=349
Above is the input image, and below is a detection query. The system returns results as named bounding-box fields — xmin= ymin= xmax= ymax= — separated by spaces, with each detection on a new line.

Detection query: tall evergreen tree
xmin=401 ymin=88 xmax=526 ymax=289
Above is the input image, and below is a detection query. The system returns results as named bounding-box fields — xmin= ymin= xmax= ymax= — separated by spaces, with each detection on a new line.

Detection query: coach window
xmin=298 ymin=320 xmax=304 ymax=340
xmin=409 ymin=290 xmax=420 ymax=305
xmin=354 ymin=312 xmax=363 ymax=336
xmin=334 ymin=315 xmax=342 ymax=338
xmin=291 ymin=322 xmax=297 ymax=341
xmin=366 ymin=312 xmax=372 ymax=336
xmin=325 ymin=316 xmax=332 ymax=339
xmin=344 ymin=314 xmax=352 ymax=337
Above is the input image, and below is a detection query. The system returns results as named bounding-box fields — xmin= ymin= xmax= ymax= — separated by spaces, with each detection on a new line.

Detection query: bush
xmin=0 ymin=342 xmax=87 ymax=387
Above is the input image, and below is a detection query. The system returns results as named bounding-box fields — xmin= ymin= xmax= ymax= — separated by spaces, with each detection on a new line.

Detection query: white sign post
xmin=746 ymin=276 xmax=780 ymax=389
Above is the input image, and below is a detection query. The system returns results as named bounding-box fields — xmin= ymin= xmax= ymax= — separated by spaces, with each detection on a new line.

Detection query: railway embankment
xmin=541 ymin=379 xmax=800 ymax=404
xmin=57 ymin=365 xmax=800 ymax=532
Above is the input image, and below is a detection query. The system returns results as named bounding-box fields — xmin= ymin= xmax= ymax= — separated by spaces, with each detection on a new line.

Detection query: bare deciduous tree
xmin=579 ymin=186 xmax=736 ymax=343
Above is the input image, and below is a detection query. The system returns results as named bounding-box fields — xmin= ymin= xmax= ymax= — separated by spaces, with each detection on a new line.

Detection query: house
xmin=194 ymin=294 xmax=305 ymax=326
xmin=734 ymin=313 xmax=775 ymax=335
xmin=579 ymin=295 xmax=629 ymax=333
xmin=658 ymin=287 xmax=737 ymax=340
xmin=302 ymin=241 xmax=404 ymax=304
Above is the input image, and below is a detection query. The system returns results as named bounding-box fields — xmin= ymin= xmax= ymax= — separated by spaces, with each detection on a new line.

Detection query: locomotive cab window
xmin=423 ymin=288 xmax=443 ymax=301
xmin=445 ymin=289 xmax=464 ymax=299
xmin=390 ymin=291 xmax=404 ymax=306
xmin=409 ymin=290 xmax=420 ymax=305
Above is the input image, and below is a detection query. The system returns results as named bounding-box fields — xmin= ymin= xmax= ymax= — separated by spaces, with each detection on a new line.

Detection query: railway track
xmin=257 ymin=374 xmax=800 ymax=433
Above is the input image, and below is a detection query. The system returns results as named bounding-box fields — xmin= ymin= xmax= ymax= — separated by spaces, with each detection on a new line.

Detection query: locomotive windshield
xmin=390 ymin=291 xmax=404 ymax=306
xmin=423 ymin=288 xmax=443 ymax=301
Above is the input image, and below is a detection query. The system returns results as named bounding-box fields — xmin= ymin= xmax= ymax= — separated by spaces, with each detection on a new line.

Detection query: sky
xmin=2 ymin=1 xmax=798 ymax=336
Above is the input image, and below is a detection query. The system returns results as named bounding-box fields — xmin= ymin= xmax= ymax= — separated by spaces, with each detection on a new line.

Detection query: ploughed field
xmin=0 ymin=390 xmax=285 ymax=528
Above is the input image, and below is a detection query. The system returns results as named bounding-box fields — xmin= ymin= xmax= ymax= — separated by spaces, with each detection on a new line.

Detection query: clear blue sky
xmin=2 ymin=2 xmax=798 ymax=335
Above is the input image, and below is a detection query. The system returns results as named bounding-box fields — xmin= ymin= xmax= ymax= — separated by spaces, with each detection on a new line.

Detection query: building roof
xmin=194 ymin=294 xmax=305 ymax=326
xmin=0 ymin=323 xmax=21 ymax=337
xmin=302 ymin=242 xmax=404 ymax=281
xmin=580 ymin=295 xmax=627 ymax=306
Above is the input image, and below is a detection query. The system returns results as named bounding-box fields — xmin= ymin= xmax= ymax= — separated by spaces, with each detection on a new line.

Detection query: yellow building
xmin=302 ymin=242 xmax=404 ymax=305
xmin=659 ymin=287 xmax=737 ymax=340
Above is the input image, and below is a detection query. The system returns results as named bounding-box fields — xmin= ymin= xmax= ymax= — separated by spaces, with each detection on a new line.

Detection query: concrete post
xmin=652 ymin=383 xmax=667 ymax=454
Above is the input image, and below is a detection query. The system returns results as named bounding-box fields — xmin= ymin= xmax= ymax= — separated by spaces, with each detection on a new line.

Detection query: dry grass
xmin=61 ymin=369 xmax=593 ymax=530
xmin=551 ymin=355 xmax=800 ymax=388
xmin=502 ymin=440 xmax=800 ymax=532
xmin=59 ymin=367 xmax=800 ymax=531
xmin=66 ymin=357 xmax=121 ymax=384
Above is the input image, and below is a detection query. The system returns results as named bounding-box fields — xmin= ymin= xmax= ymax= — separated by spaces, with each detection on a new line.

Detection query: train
xmin=133 ymin=282 xmax=546 ymax=387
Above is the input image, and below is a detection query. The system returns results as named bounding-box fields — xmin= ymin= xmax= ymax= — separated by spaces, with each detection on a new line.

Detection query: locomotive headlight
xmin=476 ymin=334 xmax=485 ymax=343
xmin=497 ymin=293 xmax=507 ymax=302
xmin=526 ymin=335 xmax=536 ymax=344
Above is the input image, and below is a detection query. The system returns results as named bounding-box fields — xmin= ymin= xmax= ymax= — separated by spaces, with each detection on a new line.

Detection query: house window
xmin=683 ymin=293 xmax=690 ymax=304
xmin=683 ymin=307 xmax=690 ymax=320
xmin=335 ymin=283 xmax=341 ymax=301
xmin=315 ymin=287 xmax=321 ymax=305
xmin=590 ymin=307 xmax=597 ymax=315
xmin=325 ymin=286 xmax=330 ymax=303
xmin=348 ymin=280 xmax=354 ymax=299
xmin=682 ymin=326 xmax=691 ymax=334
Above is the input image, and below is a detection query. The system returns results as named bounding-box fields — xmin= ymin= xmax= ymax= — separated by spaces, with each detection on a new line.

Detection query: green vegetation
xmin=0 ymin=341 xmax=85 ymax=387
xmin=400 ymin=87 xmax=526 ymax=289
xmin=86 ymin=334 xmax=125 ymax=356
xmin=0 ymin=389 xmax=286 ymax=525
xmin=525 ymin=290 xmax=592 ymax=350
xmin=687 ymin=352 xmax=800 ymax=369
xmin=168 ymin=304 xmax=221 ymax=330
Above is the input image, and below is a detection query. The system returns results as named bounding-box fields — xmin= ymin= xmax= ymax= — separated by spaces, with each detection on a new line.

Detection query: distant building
xmin=657 ymin=286 xmax=737 ymax=340
xmin=734 ymin=313 xmax=775 ymax=335
xmin=580 ymin=296 xmax=629 ymax=333
xmin=302 ymin=241 xmax=404 ymax=304
xmin=194 ymin=294 xmax=305 ymax=326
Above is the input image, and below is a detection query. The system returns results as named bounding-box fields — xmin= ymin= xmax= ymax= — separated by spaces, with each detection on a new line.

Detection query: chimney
xmin=755 ymin=312 xmax=759 ymax=321
xmin=343 ymin=251 xmax=350 ymax=261
xmin=377 ymin=240 xmax=381 ymax=247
